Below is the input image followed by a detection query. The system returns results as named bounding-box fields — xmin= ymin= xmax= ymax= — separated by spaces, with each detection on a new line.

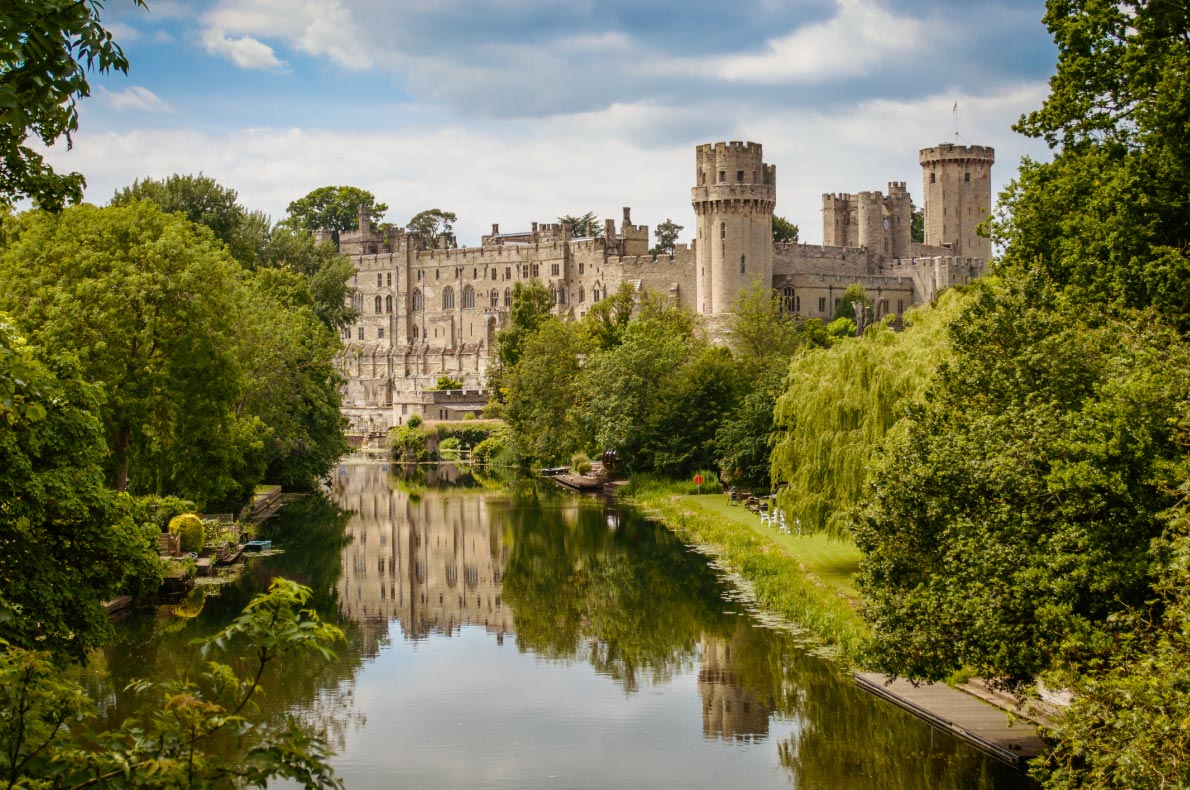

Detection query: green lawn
xmin=676 ymin=495 xmax=862 ymax=601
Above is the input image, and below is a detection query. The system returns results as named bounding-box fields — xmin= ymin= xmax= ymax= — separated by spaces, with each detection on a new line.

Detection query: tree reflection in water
xmin=83 ymin=463 xmax=1032 ymax=789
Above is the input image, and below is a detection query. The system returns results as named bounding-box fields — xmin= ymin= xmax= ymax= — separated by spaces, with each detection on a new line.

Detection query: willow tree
xmin=769 ymin=289 xmax=968 ymax=535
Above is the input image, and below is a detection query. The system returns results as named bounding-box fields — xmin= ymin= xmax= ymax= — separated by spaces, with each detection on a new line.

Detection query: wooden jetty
xmin=855 ymin=673 xmax=1048 ymax=767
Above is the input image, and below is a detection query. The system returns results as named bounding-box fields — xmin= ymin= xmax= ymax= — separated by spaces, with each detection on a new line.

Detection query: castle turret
xmin=919 ymin=143 xmax=995 ymax=259
xmin=692 ymin=141 xmax=776 ymax=315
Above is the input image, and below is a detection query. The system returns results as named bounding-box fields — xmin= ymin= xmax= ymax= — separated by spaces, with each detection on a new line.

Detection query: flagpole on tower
xmin=953 ymin=101 xmax=959 ymax=141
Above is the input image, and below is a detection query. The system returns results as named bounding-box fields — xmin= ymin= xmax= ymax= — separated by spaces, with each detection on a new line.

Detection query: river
xmin=86 ymin=460 xmax=1034 ymax=789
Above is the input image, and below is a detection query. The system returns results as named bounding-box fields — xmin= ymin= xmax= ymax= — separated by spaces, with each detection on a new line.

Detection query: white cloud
xmin=106 ymin=21 xmax=140 ymax=42
xmin=43 ymin=84 xmax=1050 ymax=248
xmin=204 ymin=0 xmax=373 ymax=70
xmin=709 ymin=0 xmax=927 ymax=82
xmin=153 ymin=30 xmax=177 ymax=45
xmin=201 ymin=28 xmax=286 ymax=70
xmin=98 ymin=86 xmax=174 ymax=113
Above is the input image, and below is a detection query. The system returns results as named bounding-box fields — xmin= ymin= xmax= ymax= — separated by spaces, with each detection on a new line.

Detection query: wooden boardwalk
xmin=855 ymin=673 xmax=1048 ymax=767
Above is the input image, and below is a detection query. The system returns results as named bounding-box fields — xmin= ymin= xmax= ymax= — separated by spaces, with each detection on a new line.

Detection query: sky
xmin=43 ymin=0 xmax=1059 ymax=247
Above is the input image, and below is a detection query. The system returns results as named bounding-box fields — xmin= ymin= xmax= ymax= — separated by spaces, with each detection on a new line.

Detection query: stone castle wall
xmin=337 ymin=140 xmax=993 ymax=432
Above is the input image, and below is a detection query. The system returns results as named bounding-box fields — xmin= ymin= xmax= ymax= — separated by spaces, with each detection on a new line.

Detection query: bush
xmin=570 ymin=452 xmax=592 ymax=475
xmin=433 ymin=375 xmax=463 ymax=390
xmin=137 ymin=495 xmax=197 ymax=531
xmin=473 ymin=429 xmax=513 ymax=466
xmin=168 ymin=514 xmax=204 ymax=554
xmin=439 ymin=437 xmax=462 ymax=460
xmin=406 ymin=413 xmax=423 ymax=429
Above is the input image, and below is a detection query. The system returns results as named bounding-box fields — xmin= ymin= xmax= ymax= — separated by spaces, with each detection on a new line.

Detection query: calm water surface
xmin=88 ymin=460 xmax=1033 ymax=789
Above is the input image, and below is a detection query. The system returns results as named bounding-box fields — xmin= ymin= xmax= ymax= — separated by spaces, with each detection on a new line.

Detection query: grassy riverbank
xmin=624 ymin=478 xmax=870 ymax=663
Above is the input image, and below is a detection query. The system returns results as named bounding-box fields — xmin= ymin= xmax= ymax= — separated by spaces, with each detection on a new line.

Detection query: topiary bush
xmin=168 ymin=513 xmax=204 ymax=554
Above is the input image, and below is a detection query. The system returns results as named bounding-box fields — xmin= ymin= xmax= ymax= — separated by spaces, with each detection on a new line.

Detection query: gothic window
xmin=376 ymin=273 xmax=382 ymax=287
xmin=578 ymin=285 xmax=585 ymax=303
xmin=490 ymin=289 xmax=499 ymax=307
xmin=352 ymin=292 xmax=363 ymax=312
xmin=531 ymin=263 xmax=539 ymax=278
xmin=387 ymin=273 xmax=392 ymax=287
xmin=550 ymin=263 xmax=559 ymax=276
xmin=782 ymin=286 xmax=795 ymax=313
xmin=357 ymin=327 xmax=364 ymax=340
xmin=386 ymin=295 xmax=393 ymax=313
xmin=462 ymin=285 xmax=475 ymax=309
xmin=504 ymin=266 xmax=511 ymax=280
xmin=412 ymin=288 xmax=423 ymax=310
xmin=375 ymin=295 xmax=383 ymax=313
xmin=503 ymin=288 xmax=511 ymax=307
xmin=490 ymin=268 xmax=496 ymax=280
xmin=818 ymin=297 xmax=826 ymax=313
xmin=442 ymin=286 xmax=455 ymax=309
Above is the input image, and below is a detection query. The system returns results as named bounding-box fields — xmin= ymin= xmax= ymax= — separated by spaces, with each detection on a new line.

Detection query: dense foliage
xmin=0 ymin=317 xmax=158 ymax=658
xmin=0 ymin=0 xmax=145 ymax=210
xmin=0 ymin=580 xmax=344 ymax=788
xmin=283 ymin=186 xmax=387 ymax=245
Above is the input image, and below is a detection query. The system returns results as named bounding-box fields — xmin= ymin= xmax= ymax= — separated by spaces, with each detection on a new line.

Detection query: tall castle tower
xmin=692 ymin=142 xmax=776 ymax=315
xmin=919 ymin=143 xmax=995 ymax=260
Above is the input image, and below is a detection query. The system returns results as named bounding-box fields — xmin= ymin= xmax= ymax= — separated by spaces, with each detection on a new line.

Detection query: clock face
xmin=882 ymin=218 xmax=891 ymax=230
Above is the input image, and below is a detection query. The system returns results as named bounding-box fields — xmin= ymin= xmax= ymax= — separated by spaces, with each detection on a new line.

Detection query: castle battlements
xmin=336 ymin=138 xmax=994 ymax=433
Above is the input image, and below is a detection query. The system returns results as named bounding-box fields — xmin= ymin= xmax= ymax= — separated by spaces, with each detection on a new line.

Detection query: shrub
xmin=168 ymin=513 xmax=204 ymax=554
xmin=433 ymin=375 xmax=463 ymax=390
xmin=439 ymin=437 xmax=462 ymax=460
xmin=570 ymin=452 xmax=592 ymax=475
xmin=406 ymin=414 xmax=423 ymax=429
xmin=473 ymin=429 xmax=513 ymax=465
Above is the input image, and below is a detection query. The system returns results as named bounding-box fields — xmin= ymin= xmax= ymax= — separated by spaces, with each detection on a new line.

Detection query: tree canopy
xmin=406 ymin=208 xmax=457 ymax=249
xmin=651 ymin=218 xmax=683 ymax=255
xmin=558 ymin=211 xmax=604 ymax=239
xmin=772 ymin=215 xmax=799 ymax=244
xmin=0 ymin=0 xmax=145 ymax=210
xmin=284 ymin=186 xmax=387 ymax=244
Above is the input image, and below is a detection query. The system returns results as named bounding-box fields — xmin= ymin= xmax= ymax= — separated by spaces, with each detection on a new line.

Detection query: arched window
xmin=385 ymin=295 xmax=393 ymax=313
xmin=592 ymin=285 xmax=602 ymax=302
xmin=375 ymin=295 xmax=383 ymax=313
xmin=579 ymin=285 xmax=585 ymax=303
xmin=782 ymin=286 xmax=795 ymax=314
xmin=490 ymin=289 xmax=499 ymax=307
xmin=442 ymin=286 xmax=455 ymax=309
xmin=412 ymin=288 xmax=423 ymax=310
xmin=503 ymin=288 xmax=511 ymax=307
xmin=462 ymin=285 xmax=475 ymax=309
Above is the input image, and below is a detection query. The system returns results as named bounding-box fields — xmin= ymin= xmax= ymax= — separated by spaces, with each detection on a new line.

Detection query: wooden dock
xmin=855 ymin=673 xmax=1048 ymax=767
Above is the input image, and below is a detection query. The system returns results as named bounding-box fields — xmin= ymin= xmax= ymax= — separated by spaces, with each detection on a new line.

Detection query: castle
xmin=336 ymin=141 xmax=994 ymax=432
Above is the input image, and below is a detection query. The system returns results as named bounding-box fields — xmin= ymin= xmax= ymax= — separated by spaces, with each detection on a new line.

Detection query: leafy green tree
xmin=0 ymin=203 xmax=259 ymax=508
xmin=725 ymin=279 xmax=801 ymax=366
xmin=261 ymin=224 xmax=358 ymax=330
xmin=993 ymin=0 xmax=1190 ymax=326
xmin=770 ymin=290 xmax=966 ymax=534
xmin=0 ymin=579 xmax=344 ymax=788
xmin=558 ymin=211 xmax=604 ymax=239
xmin=406 ymin=208 xmax=457 ymax=249
xmin=833 ymin=282 xmax=872 ymax=323
xmin=284 ymin=186 xmax=387 ymax=246
xmin=111 ymin=173 xmax=269 ymax=267
xmin=0 ymin=317 xmax=159 ymax=658
xmin=855 ymin=277 xmax=1190 ymax=687
xmin=493 ymin=280 xmax=555 ymax=375
xmin=0 ymin=0 xmax=145 ymax=210
xmin=432 ymin=374 xmax=463 ymax=390
xmin=503 ymin=318 xmax=588 ymax=464
xmin=772 ymin=215 xmax=799 ymax=244
xmin=238 ymin=268 xmax=349 ymax=490
xmin=909 ymin=201 xmax=923 ymax=243
xmin=650 ymin=218 xmax=683 ymax=254
xmin=715 ymin=364 xmax=785 ymax=492
xmin=581 ymin=282 xmax=636 ymax=351
xmin=639 ymin=345 xmax=741 ymax=477
xmin=577 ymin=300 xmax=695 ymax=463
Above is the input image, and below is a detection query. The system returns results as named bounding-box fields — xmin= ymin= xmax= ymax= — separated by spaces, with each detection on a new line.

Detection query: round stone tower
xmin=692 ymin=141 xmax=776 ymax=316
xmin=919 ymin=143 xmax=995 ymax=260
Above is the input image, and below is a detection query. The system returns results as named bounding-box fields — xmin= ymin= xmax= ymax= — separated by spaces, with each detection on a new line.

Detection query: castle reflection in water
xmin=331 ymin=461 xmax=770 ymax=742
